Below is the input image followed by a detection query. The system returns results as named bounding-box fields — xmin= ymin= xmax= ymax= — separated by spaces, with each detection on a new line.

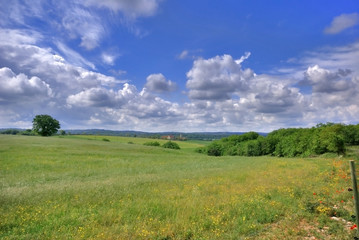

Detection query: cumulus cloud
xmin=301 ymin=65 xmax=359 ymax=112
xmin=67 ymin=83 xmax=137 ymax=108
xmin=247 ymin=75 xmax=305 ymax=114
xmin=324 ymin=13 xmax=359 ymax=34
xmin=145 ymin=73 xmax=177 ymax=93
xmin=1 ymin=2 xmax=359 ymax=133
xmin=67 ymin=88 xmax=118 ymax=108
xmin=0 ymin=30 xmax=122 ymax=93
xmin=186 ymin=54 xmax=253 ymax=100
xmin=65 ymin=83 xmax=184 ymax=131
xmin=0 ymin=67 xmax=52 ymax=103
xmin=303 ymin=65 xmax=353 ymax=93
xmin=181 ymin=53 xmax=309 ymax=130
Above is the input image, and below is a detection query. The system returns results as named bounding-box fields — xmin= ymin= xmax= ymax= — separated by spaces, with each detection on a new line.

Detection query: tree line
xmin=199 ymin=123 xmax=359 ymax=157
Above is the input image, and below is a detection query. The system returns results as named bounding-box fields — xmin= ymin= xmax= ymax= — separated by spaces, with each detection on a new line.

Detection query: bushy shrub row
xmin=144 ymin=141 xmax=180 ymax=150
xmin=0 ymin=129 xmax=36 ymax=136
xmin=143 ymin=141 xmax=161 ymax=147
xmin=202 ymin=123 xmax=359 ymax=157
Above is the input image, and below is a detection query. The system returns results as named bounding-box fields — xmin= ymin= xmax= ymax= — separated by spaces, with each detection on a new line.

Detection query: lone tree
xmin=32 ymin=114 xmax=60 ymax=136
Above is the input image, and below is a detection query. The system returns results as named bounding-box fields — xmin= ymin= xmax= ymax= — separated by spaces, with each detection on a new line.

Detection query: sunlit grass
xmin=66 ymin=134 xmax=206 ymax=153
xmin=0 ymin=135 xmax=357 ymax=239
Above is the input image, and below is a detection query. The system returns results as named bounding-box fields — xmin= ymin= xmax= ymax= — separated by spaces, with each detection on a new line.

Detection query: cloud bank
xmin=1 ymin=27 xmax=359 ymax=131
xmin=0 ymin=3 xmax=358 ymax=132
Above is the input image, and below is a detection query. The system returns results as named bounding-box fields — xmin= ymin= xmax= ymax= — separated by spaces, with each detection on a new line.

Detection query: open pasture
xmin=0 ymin=135 xmax=357 ymax=239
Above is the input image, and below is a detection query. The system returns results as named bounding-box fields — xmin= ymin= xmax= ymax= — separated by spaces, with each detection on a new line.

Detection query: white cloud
xmin=0 ymin=0 xmax=162 ymax=53
xmin=235 ymin=52 xmax=251 ymax=65
xmin=67 ymin=83 xmax=138 ymax=108
xmin=304 ymin=65 xmax=353 ymax=93
xmin=55 ymin=41 xmax=96 ymax=70
xmin=0 ymin=0 xmax=46 ymax=27
xmin=83 ymin=0 xmax=161 ymax=19
xmin=186 ymin=54 xmax=253 ymax=100
xmin=65 ymin=84 xmax=184 ymax=131
xmin=2 ymin=3 xmax=359 ymax=133
xmin=300 ymin=41 xmax=359 ymax=72
xmin=101 ymin=53 xmax=117 ymax=65
xmin=177 ymin=50 xmax=189 ymax=59
xmin=0 ymin=67 xmax=52 ymax=103
xmin=246 ymin=75 xmax=305 ymax=114
xmin=303 ymin=65 xmax=359 ymax=111
xmin=0 ymin=29 xmax=42 ymax=45
xmin=67 ymin=88 xmax=118 ymax=108
xmin=177 ymin=49 xmax=203 ymax=60
xmin=0 ymin=30 xmax=122 ymax=92
xmin=324 ymin=13 xmax=359 ymax=34
xmin=145 ymin=73 xmax=177 ymax=93
xmin=61 ymin=7 xmax=105 ymax=50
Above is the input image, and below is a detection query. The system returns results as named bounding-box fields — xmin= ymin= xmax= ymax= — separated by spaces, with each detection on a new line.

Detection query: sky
xmin=0 ymin=0 xmax=359 ymax=132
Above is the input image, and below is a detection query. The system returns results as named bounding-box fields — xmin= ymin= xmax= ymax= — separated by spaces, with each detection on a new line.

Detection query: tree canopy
xmin=203 ymin=123 xmax=359 ymax=157
xmin=32 ymin=115 xmax=60 ymax=136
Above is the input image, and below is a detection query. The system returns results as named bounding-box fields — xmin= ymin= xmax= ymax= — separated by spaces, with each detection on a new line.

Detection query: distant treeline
xmin=0 ymin=128 xmax=267 ymax=141
xmin=54 ymin=129 xmax=267 ymax=140
xmin=0 ymin=129 xmax=35 ymax=136
xmin=198 ymin=123 xmax=359 ymax=157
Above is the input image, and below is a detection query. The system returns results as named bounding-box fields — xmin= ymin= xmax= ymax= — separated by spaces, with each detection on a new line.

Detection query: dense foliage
xmin=162 ymin=141 xmax=181 ymax=149
xmin=204 ymin=123 xmax=359 ymax=157
xmin=64 ymin=129 xmax=265 ymax=141
xmin=0 ymin=129 xmax=36 ymax=136
xmin=143 ymin=141 xmax=161 ymax=147
xmin=32 ymin=114 xmax=61 ymax=136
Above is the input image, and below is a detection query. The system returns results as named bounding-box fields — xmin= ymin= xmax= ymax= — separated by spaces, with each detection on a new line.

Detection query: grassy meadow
xmin=1 ymin=135 xmax=359 ymax=239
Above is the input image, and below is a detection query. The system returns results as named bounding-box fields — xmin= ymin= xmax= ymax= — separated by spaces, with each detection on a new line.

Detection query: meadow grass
xmin=0 ymin=135 xmax=358 ymax=239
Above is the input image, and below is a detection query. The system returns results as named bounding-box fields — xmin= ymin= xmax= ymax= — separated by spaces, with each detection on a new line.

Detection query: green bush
xmin=195 ymin=147 xmax=207 ymax=153
xmin=207 ymin=141 xmax=224 ymax=156
xmin=143 ymin=141 xmax=161 ymax=147
xmin=162 ymin=141 xmax=180 ymax=150
xmin=238 ymin=140 xmax=262 ymax=156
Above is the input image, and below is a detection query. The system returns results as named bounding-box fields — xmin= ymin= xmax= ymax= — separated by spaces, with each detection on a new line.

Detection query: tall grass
xmin=0 ymin=135 xmax=357 ymax=239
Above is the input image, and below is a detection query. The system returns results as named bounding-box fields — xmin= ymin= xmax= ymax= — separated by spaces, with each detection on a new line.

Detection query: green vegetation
xmin=162 ymin=141 xmax=181 ymax=150
xmin=32 ymin=114 xmax=61 ymax=136
xmin=1 ymin=135 xmax=358 ymax=239
xmin=205 ymin=123 xmax=359 ymax=157
xmin=143 ymin=141 xmax=161 ymax=147
xmin=0 ymin=129 xmax=36 ymax=136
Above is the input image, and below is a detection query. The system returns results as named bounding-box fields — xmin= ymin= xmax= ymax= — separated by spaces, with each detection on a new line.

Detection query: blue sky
xmin=0 ymin=0 xmax=359 ymax=132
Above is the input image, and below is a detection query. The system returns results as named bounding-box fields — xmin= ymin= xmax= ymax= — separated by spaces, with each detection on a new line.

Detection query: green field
xmin=1 ymin=135 xmax=358 ymax=239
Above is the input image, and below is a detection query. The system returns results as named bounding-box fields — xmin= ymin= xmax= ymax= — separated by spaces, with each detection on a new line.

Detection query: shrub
xmin=1 ymin=129 xmax=20 ymax=135
xmin=102 ymin=138 xmax=110 ymax=142
xmin=195 ymin=147 xmax=207 ymax=153
xmin=238 ymin=140 xmax=262 ymax=156
xmin=207 ymin=141 xmax=224 ymax=156
xmin=144 ymin=141 xmax=161 ymax=147
xmin=162 ymin=141 xmax=180 ymax=150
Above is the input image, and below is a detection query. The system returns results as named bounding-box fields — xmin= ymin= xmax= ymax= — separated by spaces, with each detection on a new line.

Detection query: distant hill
xmin=0 ymin=128 xmax=267 ymax=140
xmin=65 ymin=129 xmax=268 ymax=140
